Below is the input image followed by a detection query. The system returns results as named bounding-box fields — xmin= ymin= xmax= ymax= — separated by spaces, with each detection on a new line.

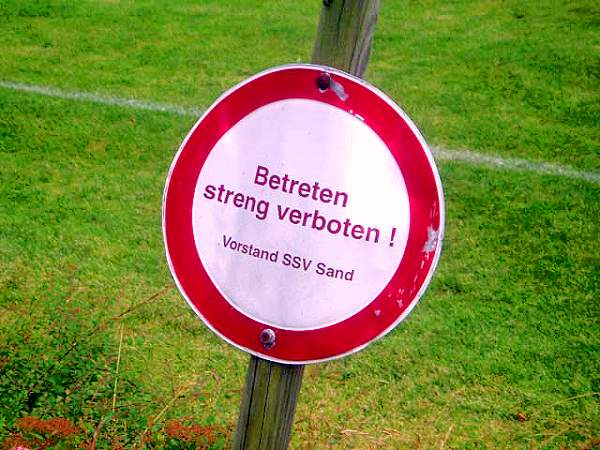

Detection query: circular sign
xmin=163 ymin=64 xmax=444 ymax=364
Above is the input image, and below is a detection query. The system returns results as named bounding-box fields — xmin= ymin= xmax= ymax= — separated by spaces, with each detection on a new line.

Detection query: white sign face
xmin=192 ymin=99 xmax=410 ymax=330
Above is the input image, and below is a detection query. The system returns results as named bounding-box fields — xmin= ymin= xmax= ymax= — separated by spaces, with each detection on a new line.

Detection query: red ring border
xmin=163 ymin=64 xmax=444 ymax=364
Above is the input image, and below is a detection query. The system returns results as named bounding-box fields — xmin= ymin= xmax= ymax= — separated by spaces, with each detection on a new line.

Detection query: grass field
xmin=0 ymin=0 xmax=598 ymax=448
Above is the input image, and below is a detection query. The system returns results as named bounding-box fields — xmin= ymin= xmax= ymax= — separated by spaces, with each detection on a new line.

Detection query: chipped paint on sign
xmin=423 ymin=226 xmax=439 ymax=254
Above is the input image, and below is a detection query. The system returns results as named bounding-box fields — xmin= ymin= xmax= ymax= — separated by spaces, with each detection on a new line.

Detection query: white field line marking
xmin=1 ymin=79 xmax=598 ymax=185
xmin=0 ymin=79 xmax=203 ymax=117
xmin=433 ymin=148 xmax=600 ymax=185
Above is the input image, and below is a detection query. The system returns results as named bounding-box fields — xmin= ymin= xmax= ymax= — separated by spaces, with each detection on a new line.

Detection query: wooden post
xmin=233 ymin=1 xmax=381 ymax=448
xmin=233 ymin=358 xmax=304 ymax=449
xmin=312 ymin=0 xmax=381 ymax=78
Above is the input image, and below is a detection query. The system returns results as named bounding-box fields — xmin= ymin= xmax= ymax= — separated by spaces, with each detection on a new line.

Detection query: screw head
xmin=259 ymin=329 xmax=276 ymax=349
xmin=316 ymin=72 xmax=331 ymax=91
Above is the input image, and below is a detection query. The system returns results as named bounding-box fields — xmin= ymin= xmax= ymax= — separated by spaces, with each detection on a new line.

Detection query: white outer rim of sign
xmin=162 ymin=63 xmax=446 ymax=364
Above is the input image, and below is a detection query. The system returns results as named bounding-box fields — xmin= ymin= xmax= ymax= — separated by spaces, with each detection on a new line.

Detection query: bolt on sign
xmin=163 ymin=64 xmax=444 ymax=364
